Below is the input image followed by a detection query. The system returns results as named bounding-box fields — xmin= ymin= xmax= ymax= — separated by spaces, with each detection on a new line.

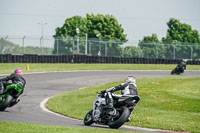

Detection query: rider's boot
xmin=126 ymin=109 xmax=134 ymax=122
xmin=103 ymin=103 xmax=116 ymax=116
xmin=103 ymin=103 xmax=117 ymax=116
xmin=103 ymin=96 xmax=114 ymax=109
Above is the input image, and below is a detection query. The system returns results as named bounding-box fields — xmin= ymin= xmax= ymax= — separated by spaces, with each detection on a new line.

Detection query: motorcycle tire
xmin=83 ymin=109 xmax=94 ymax=126
xmin=0 ymin=94 xmax=14 ymax=111
xmin=171 ymin=69 xmax=176 ymax=75
xmin=108 ymin=106 xmax=130 ymax=129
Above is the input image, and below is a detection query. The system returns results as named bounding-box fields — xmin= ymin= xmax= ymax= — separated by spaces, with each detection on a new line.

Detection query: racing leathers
xmin=0 ymin=73 xmax=26 ymax=95
xmin=103 ymin=82 xmax=138 ymax=121
xmin=105 ymin=82 xmax=138 ymax=108
xmin=177 ymin=60 xmax=186 ymax=72
xmin=0 ymin=73 xmax=26 ymax=106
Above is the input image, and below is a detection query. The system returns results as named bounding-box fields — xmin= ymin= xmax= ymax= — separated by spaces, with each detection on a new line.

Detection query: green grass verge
xmin=47 ymin=77 xmax=200 ymax=133
xmin=0 ymin=121 xmax=138 ymax=133
xmin=0 ymin=63 xmax=199 ymax=74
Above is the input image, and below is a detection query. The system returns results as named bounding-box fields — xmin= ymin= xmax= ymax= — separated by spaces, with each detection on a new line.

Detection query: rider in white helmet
xmin=177 ymin=59 xmax=187 ymax=71
xmin=102 ymin=75 xmax=138 ymax=122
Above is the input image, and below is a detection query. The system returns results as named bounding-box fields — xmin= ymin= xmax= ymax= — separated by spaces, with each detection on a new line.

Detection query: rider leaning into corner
xmin=0 ymin=69 xmax=26 ymax=106
xmin=101 ymin=75 xmax=138 ymax=122
xmin=177 ymin=59 xmax=187 ymax=71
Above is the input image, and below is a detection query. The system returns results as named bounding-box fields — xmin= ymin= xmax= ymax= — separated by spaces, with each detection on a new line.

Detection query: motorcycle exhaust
xmin=9 ymin=98 xmax=20 ymax=107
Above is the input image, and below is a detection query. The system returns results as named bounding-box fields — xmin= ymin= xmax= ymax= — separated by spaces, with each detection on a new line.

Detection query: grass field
xmin=47 ymin=76 xmax=200 ymax=133
xmin=0 ymin=121 xmax=138 ymax=133
xmin=0 ymin=63 xmax=199 ymax=74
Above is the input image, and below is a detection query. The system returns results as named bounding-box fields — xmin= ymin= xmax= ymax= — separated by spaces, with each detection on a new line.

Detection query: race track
xmin=0 ymin=70 xmax=199 ymax=132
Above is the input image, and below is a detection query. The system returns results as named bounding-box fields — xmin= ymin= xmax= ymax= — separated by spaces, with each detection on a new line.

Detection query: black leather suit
xmin=0 ymin=73 xmax=26 ymax=94
xmin=105 ymin=82 xmax=138 ymax=107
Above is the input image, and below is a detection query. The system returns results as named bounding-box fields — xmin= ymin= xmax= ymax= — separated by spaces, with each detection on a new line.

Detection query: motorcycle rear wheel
xmin=108 ymin=106 xmax=130 ymax=129
xmin=0 ymin=94 xmax=14 ymax=111
xmin=83 ymin=109 xmax=94 ymax=126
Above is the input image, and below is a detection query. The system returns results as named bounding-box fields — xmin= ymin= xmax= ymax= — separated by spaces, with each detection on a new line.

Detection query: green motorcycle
xmin=0 ymin=82 xmax=23 ymax=111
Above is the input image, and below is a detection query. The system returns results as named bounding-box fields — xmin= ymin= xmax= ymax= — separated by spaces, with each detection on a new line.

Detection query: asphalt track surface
xmin=0 ymin=70 xmax=199 ymax=133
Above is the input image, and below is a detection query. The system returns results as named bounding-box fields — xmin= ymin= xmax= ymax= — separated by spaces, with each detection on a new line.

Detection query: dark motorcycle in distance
xmin=0 ymin=82 xmax=23 ymax=111
xmin=171 ymin=66 xmax=185 ymax=75
xmin=171 ymin=60 xmax=187 ymax=75
xmin=83 ymin=91 xmax=140 ymax=129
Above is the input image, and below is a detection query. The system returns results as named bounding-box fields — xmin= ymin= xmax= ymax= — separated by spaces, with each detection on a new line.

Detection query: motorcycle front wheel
xmin=171 ymin=68 xmax=176 ymax=75
xmin=0 ymin=94 xmax=14 ymax=111
xmin=83 ymin=109 xmax=94 ymax=126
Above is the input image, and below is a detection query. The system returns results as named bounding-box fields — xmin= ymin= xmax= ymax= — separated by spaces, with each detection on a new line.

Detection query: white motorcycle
xmin=83 ymin=91 xmax=140 ymax=129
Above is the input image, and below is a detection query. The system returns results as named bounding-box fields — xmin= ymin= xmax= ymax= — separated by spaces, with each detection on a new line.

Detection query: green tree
xmin=123 ymin=46 xmax=142 ymax=57
xmin=162 ymin=18 xmax=200 ymax=44
xmin=53 ymin=14 xmax=127 ymax=56
xmin=162 ymin=18 xmax=200 ymax=59
xmin=0 ymin=38 xmax=52 ymax=55
xmin=138 ymin=34 xmax=165 ymax=58
xmin=53 ymin=16 xmax=87 ymax=55
xmin=86 ymin=14 xmax=127 ymax=41
xmin=86 ymin=14 xmax=127 ymax=56
xmin=0 ymin=38 xmax=21 ymax=54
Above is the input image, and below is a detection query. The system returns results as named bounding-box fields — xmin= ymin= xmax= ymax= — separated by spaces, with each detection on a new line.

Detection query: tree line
xmin=0 ymin=38 xmax=53 ymax=55
xmin=1 ymin=14 xmax=200 ymax=59
xmin=53 ymin=14 xmax=200 ymax=59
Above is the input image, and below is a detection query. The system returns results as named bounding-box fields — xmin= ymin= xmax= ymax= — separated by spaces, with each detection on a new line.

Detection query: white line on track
xmin=40 ymin=96 xmax=189 ymax=133
xmin=40 ymin=97 xmax=82 ymax=122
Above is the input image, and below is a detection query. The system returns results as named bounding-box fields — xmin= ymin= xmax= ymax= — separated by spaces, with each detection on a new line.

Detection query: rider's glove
xmin=101 ymin=90 xmax=106 ymax=94
xmin=106 ymin=87 xmax=115 ymax=92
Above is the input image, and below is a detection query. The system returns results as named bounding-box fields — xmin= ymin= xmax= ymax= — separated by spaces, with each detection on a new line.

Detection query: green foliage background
xmin=53 ymin=16 xmax=200 ymax=59
xmin=1 ymin=16 xmax=200 ymax=59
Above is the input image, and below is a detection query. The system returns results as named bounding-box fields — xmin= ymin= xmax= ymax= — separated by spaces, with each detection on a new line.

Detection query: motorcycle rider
xmin=101 ymin=75 xmax=138 ymax=122
xmin=176 ymin=59 xmax=187 ymax=73
xmin=0 ymin=69 xmax=26 ymax=106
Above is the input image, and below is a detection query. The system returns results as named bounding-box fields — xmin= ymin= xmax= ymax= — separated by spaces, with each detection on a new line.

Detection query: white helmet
xmin=125 ymin=76 xmax=136 ymax=84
